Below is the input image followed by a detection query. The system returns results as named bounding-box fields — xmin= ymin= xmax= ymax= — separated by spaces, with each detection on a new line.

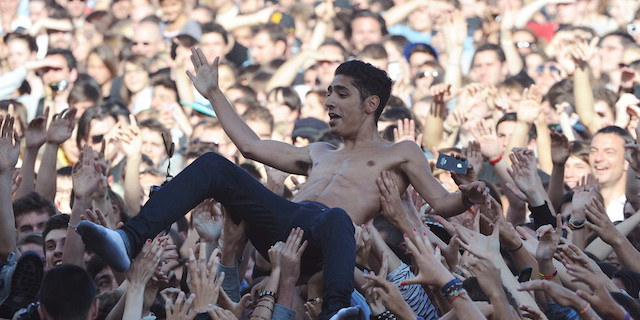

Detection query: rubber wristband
xmin=579 ymin=303 xmax=591 ymax=315
xmin=538 ymin=270 xmax=558 ymax=279
xmin=623 ymin=312 xmax=630 ymax=320
xmin=489 ymin=154 xmax=502 ymax=165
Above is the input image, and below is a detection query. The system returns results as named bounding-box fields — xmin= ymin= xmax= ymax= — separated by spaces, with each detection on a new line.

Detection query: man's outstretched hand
xmin=186 ymin=48 xmax=220 ymax=99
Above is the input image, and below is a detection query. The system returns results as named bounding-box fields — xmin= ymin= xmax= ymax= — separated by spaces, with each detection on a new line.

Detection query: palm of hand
xmin=551 ymin=144 xmax=570 ymax=165
xmin=191 ymin=62 xmax=219 ymax=97
xmin=0 ymin=137 xmax=19 ymax=172
xmin=572 ymin=190 xmax=593 ymax=214
xmin=517 ymin=102 xmax=541 ymax=123
xmin=536 ymin=234 xmax=559 ymax=261
xmin=477 ymin=134 xmax=500 ymax=159
xmin=72 ymin=165 xmax=101 ymax=199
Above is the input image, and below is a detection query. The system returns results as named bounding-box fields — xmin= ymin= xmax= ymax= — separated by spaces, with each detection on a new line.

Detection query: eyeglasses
xmin=536 ymin=65 xmax=559 ymax=74
xmin=628 ymin=24 xmax=640 ymax=36
xmin=515 ymin=41 xmax=536 ymax=49
xmin=416 ymin=70 xmax=439 ymax=79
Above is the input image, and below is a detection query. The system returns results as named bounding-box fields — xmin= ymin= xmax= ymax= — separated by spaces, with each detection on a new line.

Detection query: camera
xmin=49 ymin=80 xmax=69 ymax=92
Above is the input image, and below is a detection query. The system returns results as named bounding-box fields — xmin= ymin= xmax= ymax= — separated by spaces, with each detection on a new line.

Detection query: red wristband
xmin=489 ymin=154 xmax=502 ymax=166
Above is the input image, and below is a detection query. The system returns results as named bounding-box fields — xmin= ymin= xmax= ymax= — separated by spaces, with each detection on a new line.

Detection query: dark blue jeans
xmin=120 ymin=152 xmax=355 ymax=319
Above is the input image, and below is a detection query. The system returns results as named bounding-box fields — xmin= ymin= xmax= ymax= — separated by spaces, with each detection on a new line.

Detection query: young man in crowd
xmin=77 ymin=52 xmax=489 ymax=319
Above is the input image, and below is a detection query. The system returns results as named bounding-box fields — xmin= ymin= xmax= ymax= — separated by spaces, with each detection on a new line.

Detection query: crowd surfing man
xmin=77 ymin=50 xmax=489 ymax=319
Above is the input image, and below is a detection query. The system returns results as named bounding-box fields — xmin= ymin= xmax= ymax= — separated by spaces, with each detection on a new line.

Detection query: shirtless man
xmin=77 ymin=49 xmax=489 ymax=319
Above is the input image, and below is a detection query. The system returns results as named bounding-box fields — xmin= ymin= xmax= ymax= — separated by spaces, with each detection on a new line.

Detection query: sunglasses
xmin=91 ymin=134 xmax=104 ymax=144
xmin=515 ymin=41 xmax=536 ymax=49
xmin=416 ymin=70 xmax=439 ymax=79
xmin=536 ymin=65 xmax=559 ymax=74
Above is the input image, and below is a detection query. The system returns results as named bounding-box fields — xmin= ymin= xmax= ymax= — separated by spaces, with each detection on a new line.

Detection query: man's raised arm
xmin=187 ymin=48 xmax=312 ymax=175
xmin=397 ymin=141 xmax=489 ymax=217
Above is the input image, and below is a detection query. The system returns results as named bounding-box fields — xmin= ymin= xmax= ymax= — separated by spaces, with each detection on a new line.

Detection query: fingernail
xmin=437 ymin=246 xmax=440 ymax=249
xmin=147 ymin=239 xmax=151 ymax=243
xmin=423 ymin=232 xmax=427 ymax=236
xmin=404 ymin=234 xmax=408 ymax=238
xmin=400 ymin=282 xmax=406 ymax=286
xmin=413 ymin=228 xmax=417 ymax=232
xmin=162 ymin=244 xmax=165 ymax=247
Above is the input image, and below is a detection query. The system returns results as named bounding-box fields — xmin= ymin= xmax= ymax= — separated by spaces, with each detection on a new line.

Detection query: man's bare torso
xmin=291 ymin=141 xmax=412 ymax=225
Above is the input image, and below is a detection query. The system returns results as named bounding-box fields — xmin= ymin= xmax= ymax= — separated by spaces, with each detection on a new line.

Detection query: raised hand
xmin=465 ymin=257 xmax=504 ymax=300
xmin=127 ymin=235 xmax=167 ymax=286
xmin=535 ymin=222 xmax=562 ymax=262
xmin=0 ymin=115 xmax=20 ymax=173
xmin=71 ymin=145 xmax=103 ymax=201
xmin=120 ymin=114 xmax=142 ymax=157
xmin=378 ymin=171 xmax=419 ymax=229
xmin=571 ymin=174 xmax=597 ymax=220
xmin=458 ymin=180 xmax=491 ymax=207
xmin=517 ymin=280 xmax=585 ymax=310
xmin=506 ymin=148 xmax=540 ymax=196
xmin=455 ymin=219 xmax=501 ymax=260
xmin=192 ymin=198 xmax=223 ymax=243
xmin=188 ymin=243 xmax=224 ymax=312
xmin=464 ymin=141 xmax=484 ymax=176
xmin=401 ymin=229 xmax=452 ymax=287
xmin=584 ymin=196 xmax=621 ymax=245
xmin=207 ymin=306 xmax=238 ymax=320
xmin=393 ymin=118 xmax=422 ymax=144
xmin=468 ymin=118 xmax=501 ymax=161
xmin=516 ymin=85 xmax=543 ymax=124
xmin=80 ymin=208 xmax=113 ymax=230
xmin=550 ymin=130 xmax=570 ymax=166
xmin=165 ymin=291 xmax=197 ymax=320
xmin=624 ymin=118 xmax=640 ymax=172
xmin=46 ymin=107 xmax=76 ymax=145
xmin=187 ymin=48 xmax=220 ymax=99
xmin=279 ymin=227 xmax=308 ymax=285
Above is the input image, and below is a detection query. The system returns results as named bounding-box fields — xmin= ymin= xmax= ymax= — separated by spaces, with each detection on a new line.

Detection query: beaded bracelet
xmin=372 ymin=310 xmax=396 ymax=320
xmin=440 ymin=278 xmax=462 ymax=294
xmin=259 ymin=290 xmax=277 ymax=299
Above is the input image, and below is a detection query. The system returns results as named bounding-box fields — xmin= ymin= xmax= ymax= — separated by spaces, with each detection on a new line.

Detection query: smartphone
xmin=518 ymin=266 xmax=533 ymax=283
xmin=435 ymin=153 xmax=468 ymax=174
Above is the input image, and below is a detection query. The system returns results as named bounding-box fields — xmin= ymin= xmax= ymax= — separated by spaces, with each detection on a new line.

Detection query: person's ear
xmin=90 ymin=299 xmax=99 ymax=319
xmin=363 ymin=95 xmax=380 ymax=115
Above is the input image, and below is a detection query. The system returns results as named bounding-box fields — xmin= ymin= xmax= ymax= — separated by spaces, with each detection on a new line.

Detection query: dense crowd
xmin=2 ymin=0 xmax=640 ymax=318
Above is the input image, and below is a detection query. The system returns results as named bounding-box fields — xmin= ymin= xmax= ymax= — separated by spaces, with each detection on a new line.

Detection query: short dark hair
xmin=42 ymin=214 xmax=70 ymax=245
xmin=76 ymin=104 xmax=119 ymax=148
xmin=201 ymin=22 xmax=228 ymax=44
xmin=40 ymin=264 xmax=96 ymax=320
xmin=252 ymin=23 xmax=287 ymax=44
xmin=594 ymin=126 xmax=634 ymax=144
xmin=68 ymin=74 xmax=102 ymax=106
xmin=4 ymin=32 xmax=38 ymax=53
xmin=497 ymin=112 xmax=537 ymax=140
xmin=267 ymin=87 xmax=302 ymax=112
xmin=358 ymin=43 xmax=388 ymax=60
xmin=473 ymin=43 xmax=506 ymax=63
xmin=46 ymin=48 xmax=77 ymax=70
xmin=13 ymin=192 xmax=58 ymax=219
xmin=347 ymin=10 xmax=388 ymax=40
xmin=334 ymin=60 xmax=392 ymax=123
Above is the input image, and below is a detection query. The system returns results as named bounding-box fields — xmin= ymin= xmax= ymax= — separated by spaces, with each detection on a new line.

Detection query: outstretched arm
xmin=187 ymin=49 xmax=313 ymax=174
xmin=398 ymin=141 xmax=489 ymax=217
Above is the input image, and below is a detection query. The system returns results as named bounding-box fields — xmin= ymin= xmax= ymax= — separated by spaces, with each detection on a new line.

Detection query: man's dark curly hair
xmin=334 ymin=60 xmax=392 ymax=124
